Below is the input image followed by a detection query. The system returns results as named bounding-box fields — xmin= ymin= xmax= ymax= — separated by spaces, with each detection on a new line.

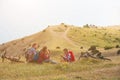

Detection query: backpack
xmin=69 ymin=51 xmax=75 ymax=62
xmin=33 ymin=51 xmax=40 ymax=61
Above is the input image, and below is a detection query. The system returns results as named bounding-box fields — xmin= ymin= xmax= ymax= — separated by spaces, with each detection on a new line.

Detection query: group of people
xmin=0 ymin=43 xmax=112 ymax=63
xmin=25 ymin=43 xmax=76 ymax=64
xmin=25 ymin=43 xmax=111 ymax=64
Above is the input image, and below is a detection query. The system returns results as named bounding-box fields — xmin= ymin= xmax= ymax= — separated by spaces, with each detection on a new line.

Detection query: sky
xmin=0 ymin=0 xmax=120 ymax=44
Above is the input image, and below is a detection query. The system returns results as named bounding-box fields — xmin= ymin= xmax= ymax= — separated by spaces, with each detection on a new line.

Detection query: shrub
xmin=117 ymin=50 xmax=120 ymax=55
xmin=94 ymin=34 xmax=97 ymax=37
xmin=13 ymin=42 xmax=17 ymax=45
xmin=83 ymin=24 xmax=90 ymax=28
xmin=42 ymin=29 xmax=46 ymax=32
xmin=104 ymin=46 xmax=114 ymax=50
xmin=60 ymin=23 xmax=65 ymax=26
xmin=21 ymin=38 xmax=24 ymax=41
xmin=2 ymin=43 xmax=5 ymax=45
xmin=56 ymin=46 xmax=61 ymax=49
xmin=83 ymin=35 xmax=86 ymax=37
xmin=116 ymin=45 xmax=120 ymax=48
xmin=104 ymin=33 xmax=107 ymax=36
xmin=48 ymin=25 xmax=50 ymax=27
xmin=64 ymin=25 xmax=67 ymax=28
xmin=115 ymin=38 xmax=120 ymax=42
xmin=80 ymin=46 xmax=83 ymax=49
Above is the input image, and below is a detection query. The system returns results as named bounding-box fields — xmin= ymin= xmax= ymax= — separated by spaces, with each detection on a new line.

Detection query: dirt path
xmin=49 ymin=27 xmax=78 ymax=47
xmin=63 ymin=27 xmax=78 ymax=47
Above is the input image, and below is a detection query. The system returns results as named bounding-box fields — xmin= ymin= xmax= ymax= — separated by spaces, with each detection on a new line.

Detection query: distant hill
xmin=0 ymin=23 xmax=120 ymax=56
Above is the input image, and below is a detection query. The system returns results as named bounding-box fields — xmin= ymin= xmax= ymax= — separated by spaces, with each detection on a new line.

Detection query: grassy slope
xmin=0 ymin=56 xmax=120 ymax=80
xmin=0 ymin=24 xmax=120 ymax=56
xmin=0 ymin=24 xmax=120 ymax=80
xmin=67 ymin=27 xmax=120 ymax=48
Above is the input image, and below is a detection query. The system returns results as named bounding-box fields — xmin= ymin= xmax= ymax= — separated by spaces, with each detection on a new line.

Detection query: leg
xmin=103 ymin=58 xmax=112 ymax=61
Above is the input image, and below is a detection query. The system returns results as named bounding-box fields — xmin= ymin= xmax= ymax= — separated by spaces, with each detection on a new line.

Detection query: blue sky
xmin=0 ymin=0 xmax=120 ymax=44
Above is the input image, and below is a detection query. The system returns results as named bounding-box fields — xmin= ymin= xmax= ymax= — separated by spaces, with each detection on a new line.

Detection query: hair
xmin=63 ymin=48 xmax=68 ymax=51
xmin=32 ymin=43 xmax=37 ymax=47
xmin=42 ymin=46 xmax=47 ymax=52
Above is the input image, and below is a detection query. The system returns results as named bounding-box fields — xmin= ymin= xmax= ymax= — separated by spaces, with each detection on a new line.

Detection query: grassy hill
xmin=0 ymin=23 xmax=120 ymax=56
xmin=67 ymin=26 xmax=120 ymax=48
xmin=0 ymin=23 xmax=120 ymax=80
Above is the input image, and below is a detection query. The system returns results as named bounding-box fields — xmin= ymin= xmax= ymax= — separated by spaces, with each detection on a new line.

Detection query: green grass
xmin=0 ymin=56 xmax=120 ymax=80
xmin=67 ymin=27 xmax=120 ymax=48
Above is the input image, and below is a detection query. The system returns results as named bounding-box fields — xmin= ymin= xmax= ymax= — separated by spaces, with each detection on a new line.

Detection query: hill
xmin=0 ymin=23 xmax=120 ymax=80
xmin=0 ymin=23 xmax=120 ymax=56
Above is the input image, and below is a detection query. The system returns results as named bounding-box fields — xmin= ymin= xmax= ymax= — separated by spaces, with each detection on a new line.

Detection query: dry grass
xmin=0 ymin=24 xmax=120 ymax=80
xmin=0 ymin=55 xmax=120 ymax=80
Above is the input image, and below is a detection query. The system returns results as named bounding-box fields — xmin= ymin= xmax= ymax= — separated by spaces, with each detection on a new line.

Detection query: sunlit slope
xmin=0 ymin=24 xmax=120 ymax=56
xmin=67 ymin=26 xmax=120 ymax=48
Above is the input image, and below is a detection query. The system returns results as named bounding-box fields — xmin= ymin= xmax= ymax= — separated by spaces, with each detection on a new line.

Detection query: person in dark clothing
xmin=96 ymin=52 xmax=111 ymax=61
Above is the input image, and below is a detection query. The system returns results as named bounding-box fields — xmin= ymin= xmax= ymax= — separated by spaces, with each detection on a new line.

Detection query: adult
xmin=25 ymin=43 xmax=38 ymax=62
xmin=38 ymin=46 xmax=57 ymax=64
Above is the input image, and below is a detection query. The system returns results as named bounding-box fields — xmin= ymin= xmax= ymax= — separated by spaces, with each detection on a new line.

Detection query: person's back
xmin=26 ymin=43 xmax=38 ymax=62
xmin=62 ymin=48 xmax=75 ymax=62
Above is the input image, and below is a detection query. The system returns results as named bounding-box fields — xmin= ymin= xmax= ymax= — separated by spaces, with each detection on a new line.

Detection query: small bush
xmin=104 ymin=46 xmax=114 ymax=50
xmin=94 ymin=34 xmax=97 ymax=37
xmin=2 ymin=43 xmax=5 ymax=45
xmin=21 ymin=38 xmax=24 ymax=40
xmin=117 ymin=50 xmax=120 ymax=55
xmin=116 ymin=45 xmax=120 ymax=48
xmin=60 ymin=23 xmax=65 ymax=26
xmin=42 ymin=29 xmax=46 ymax=32
xmin=80 ymin=46 xmax=83 ymax=49
xmin=13 ymin=42 xmax=17 ymax=45
xmin=56 ymin=46 xmax=61 ymax=49
xmin=115 ymin=38 xmax=120 ymax=42
xmin=104 ymin=33 xmax=107 ymax=36
xmin=83 ymin=24 xmax=90 ymax=28
xmin=83 ymin=35 xmax=86 ymax=37
xmin=64 ymin=25 xmax=67 ymax=28
xmin=48 ymin=25 xmax=50 ymax=27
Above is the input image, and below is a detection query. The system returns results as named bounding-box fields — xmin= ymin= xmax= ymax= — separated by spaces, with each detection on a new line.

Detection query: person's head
xmin=88 ymin=46 xmax=96 ymax=51
xmin=42 ymin=46 xmax=47 ymax=52
xmin=32 ymin=43 xmax=38 ymax=49
xmin=63 ymin=48 xmax=68 ymax=54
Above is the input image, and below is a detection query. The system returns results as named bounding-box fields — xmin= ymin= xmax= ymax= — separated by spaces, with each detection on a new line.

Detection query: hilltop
xmin=0 ymin=23 xmax=120 ymax=56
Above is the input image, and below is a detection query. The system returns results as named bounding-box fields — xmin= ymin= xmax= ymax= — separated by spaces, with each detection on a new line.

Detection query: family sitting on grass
xmin=25 ymin=43 xmax=76 ymax=64
xmin=25 ymin=43 xmax=111 ymax=64
xmin=1 ymin=43 xmax=112 ymax=63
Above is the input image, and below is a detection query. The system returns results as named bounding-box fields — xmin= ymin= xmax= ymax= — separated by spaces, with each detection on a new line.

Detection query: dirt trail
xmin=63 ymin=27 xmax=78 ymax=47
xmin=49 ymin=27 xmax=78 ymax=47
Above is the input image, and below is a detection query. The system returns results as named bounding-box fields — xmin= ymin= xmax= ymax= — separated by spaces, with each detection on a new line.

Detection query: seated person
xmin=88 ymin=46 xmax=100 ymax=56
xmin=61 ymin=48 xmax=75 ymax=62
xmin=38 ymin=46 xmax=57 ymax=64
xmin=25 ymin=43 xmax=38 ymax=62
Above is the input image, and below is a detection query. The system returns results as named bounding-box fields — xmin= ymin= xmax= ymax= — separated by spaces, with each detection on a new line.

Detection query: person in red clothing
xmin=38 ymin=46 xmax=57 ymax=64
xmin=61 ymin=48 xmax=75 ymax=62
